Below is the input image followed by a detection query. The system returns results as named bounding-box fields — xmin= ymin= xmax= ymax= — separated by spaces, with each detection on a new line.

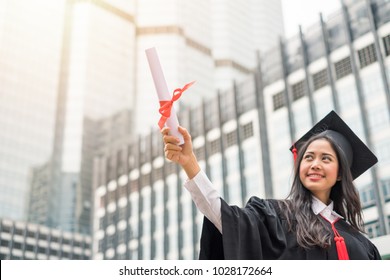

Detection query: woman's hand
xmin=162 ymin=126 xmax=200 ymax=179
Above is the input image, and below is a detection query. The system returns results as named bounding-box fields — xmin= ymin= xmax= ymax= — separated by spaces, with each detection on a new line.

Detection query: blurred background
xmin=0 ymin=0 xmax=389 ymax=260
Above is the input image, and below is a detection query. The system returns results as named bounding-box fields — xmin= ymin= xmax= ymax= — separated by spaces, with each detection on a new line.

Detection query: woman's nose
xmin=310 ymin=160 xmax=321 ymax=169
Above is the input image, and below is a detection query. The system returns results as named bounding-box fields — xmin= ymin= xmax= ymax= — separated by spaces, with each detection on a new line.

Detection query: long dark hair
xmin=278 ymin=132 xmax=364 ymax=249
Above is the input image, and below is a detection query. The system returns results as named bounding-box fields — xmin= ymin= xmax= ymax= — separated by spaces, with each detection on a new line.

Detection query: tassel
xmin=332 ymin=223 xmax=349 ymax=260
xmin=292 ymin=145 xmax=298 ymax=162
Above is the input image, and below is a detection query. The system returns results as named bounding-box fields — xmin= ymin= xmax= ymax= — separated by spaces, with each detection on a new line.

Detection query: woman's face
xmin=299 ymin=139 xmax=340 ymax=204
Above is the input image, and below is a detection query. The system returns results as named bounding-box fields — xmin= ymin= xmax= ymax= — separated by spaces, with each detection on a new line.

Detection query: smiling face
xmin=299 ymin=139 xmax=340 ymax=204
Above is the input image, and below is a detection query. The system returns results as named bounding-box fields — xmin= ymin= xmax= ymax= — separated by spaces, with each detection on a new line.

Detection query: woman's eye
xmin=304 ymin=155 xmax=313 ymax=160
xmin=322 ymin=156 xmax=331 ymax=161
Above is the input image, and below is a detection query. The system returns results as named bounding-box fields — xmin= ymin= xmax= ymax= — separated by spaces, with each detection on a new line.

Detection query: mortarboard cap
xmin=290 ymin=110 xmax=378 ymax=180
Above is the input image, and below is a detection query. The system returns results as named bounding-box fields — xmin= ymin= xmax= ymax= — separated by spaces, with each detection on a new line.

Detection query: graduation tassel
xmin=331 ymin=222 xmax=349 ymax=260
xmin=292 ymin=145 xmax=298 ymax=162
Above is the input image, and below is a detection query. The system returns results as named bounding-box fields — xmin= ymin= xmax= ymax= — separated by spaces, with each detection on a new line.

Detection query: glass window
xmin=382 ymin=179 xmax=390 ymax=198
xmin=273 ymin=91 xmax=286 ymax=111
xmin=334 ymin=56 xmax=352 ymax=80
xmin=242 ymin=122 xmax=254 ymax=140
xmin=383 ymin=35 xmax=390 ymax=56
xmin=208 ymin=139 xmax=221 ymax=155
xmin=358 ymin=44 xmax=377 ymax=68
xmin=291 ymin=80 xmax=306 ymax=101
xmin=312 ymin=69 xmax=329 ymax=91
xmin=224 ymin=130 xmax=237 ymax=148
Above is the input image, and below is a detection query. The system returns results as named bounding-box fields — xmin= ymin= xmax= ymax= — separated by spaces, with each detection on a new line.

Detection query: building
xmin=0 ymin=0 xmax=65 ymax=222
xmin=135 ymin=0 xmax=285 ymax=136
xmin=0 ymin=218 xmax=91 ymax=260
xmin=1 ymin=0 xmax=284 ymax=237
xmin=92 ymin=0 xmax=390 ymax=259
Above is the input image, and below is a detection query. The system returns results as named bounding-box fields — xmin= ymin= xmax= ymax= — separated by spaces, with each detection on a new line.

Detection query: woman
xmin=162 ymin=110 xmax=382 ymax=259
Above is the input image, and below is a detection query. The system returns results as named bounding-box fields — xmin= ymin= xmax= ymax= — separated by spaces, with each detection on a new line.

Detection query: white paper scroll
xmin=145 ymin=47 xmax=184 ymax=145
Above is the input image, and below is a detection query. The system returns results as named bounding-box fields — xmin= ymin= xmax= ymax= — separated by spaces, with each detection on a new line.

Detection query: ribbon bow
xmin=158 ymin=81 xmax=195 ymax=129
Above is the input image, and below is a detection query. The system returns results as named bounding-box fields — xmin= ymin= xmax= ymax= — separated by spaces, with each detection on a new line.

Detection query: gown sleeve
xmin=199 ymin=196 xmax=290 ymax=260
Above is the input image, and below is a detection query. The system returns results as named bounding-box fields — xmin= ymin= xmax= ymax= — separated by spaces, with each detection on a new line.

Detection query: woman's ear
xmin=337 ymin=174 xmax=341 ymax=181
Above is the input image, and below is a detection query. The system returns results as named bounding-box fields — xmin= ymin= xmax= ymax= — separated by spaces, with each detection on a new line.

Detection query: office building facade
xmin=92 ymin=0 xmax=390 ymax=259
xmin=1 ymin=0 xmax=284 ymax=237
xmin=0 ymin=218 xmax=91 ymax=260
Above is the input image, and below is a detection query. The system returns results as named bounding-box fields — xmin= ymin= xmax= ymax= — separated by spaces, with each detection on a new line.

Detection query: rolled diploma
xmin=145 ymin=47 xmax=184 ymax=145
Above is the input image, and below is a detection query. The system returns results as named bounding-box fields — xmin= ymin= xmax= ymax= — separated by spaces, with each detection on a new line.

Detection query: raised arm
xmin=161 ymin=126 xmax=222 ymax=232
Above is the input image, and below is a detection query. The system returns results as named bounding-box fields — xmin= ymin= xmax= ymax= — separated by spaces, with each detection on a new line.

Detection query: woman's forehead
xmin=305 ymin=139 xmax=336 ymax=154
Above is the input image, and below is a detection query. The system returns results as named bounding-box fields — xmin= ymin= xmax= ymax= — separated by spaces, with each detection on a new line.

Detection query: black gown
xmin=199 ymin=197 xmax=382 ymax=260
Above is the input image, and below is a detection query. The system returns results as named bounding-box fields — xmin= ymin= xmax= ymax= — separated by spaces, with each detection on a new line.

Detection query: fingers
xmin=164 ymin=143 xmax=182 ymax=152
xmin=164 ymin=146 xmax=182 ymax=163
xmin=161 ymin=127 xmax=170 ymax=136
xmin=178 ymin=126 xmax=191 ymax=142
xmin=163 ymin=134 xmax=180 ymax=146
xmin=162 ymin=127 xmax=182 ymax=162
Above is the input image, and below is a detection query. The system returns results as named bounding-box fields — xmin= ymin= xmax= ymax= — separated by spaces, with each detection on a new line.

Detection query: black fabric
xmin=199 ymin=197 xmax=382 ymax=260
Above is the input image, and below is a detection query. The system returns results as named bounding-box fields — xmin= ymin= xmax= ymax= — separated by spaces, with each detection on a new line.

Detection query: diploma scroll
xmin=145 ymin=47 xmax=184 ymax=145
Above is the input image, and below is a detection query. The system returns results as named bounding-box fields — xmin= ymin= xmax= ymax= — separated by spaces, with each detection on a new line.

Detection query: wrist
xmin=182 ymin=153 xmax=200 ymax=179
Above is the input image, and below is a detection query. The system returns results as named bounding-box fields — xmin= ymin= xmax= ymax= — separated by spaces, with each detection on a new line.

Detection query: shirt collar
xmin=311 ymin=195 xmax=344 ymax=222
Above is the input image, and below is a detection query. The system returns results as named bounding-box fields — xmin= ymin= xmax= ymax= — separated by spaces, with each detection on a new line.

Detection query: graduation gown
xmin=199 ymin=197 xmax=381 ymax=260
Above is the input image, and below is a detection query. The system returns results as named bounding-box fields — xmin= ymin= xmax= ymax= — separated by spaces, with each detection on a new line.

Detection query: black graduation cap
xmin=290 ymin=110 xmax=378 ymax=180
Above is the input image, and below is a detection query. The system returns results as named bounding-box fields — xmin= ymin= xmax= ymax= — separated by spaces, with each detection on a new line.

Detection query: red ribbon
xmin=158 ymin=81 xmax=195 ymax=129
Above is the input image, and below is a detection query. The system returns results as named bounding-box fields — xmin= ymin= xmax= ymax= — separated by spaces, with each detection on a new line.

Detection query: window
xmin=165 ymin=162 xmax=177 ymax=176
xmin=108 ymin=190 xmax=116 ymax=203
xmin=107 ymin=211 xmax=115 ymax=225
xmin=358 ymin=44 xmax=377 ymax=68
xmin=194 ymin=146 xmax=205 ymax=161
xmin=382 ymin=179 xmax=390 ymax=199
xmin=62 ymin=238 xmax=71 ymax=245
xmin=38 ymin=246 xmax=46 ymax=254
xmin=154 ymin=166 xmax=163 ymax=181
xmin=118 ymin=206 xmax=127 ymax=221
xmin=272 ymin=91 xmax=285 ymax=111
xmin=118 ymin=184 xmax=127 ymax=199
xmin=225 ymin=130 xmax=237 ymax=147
xmin=98 ymin=239 xmax=104 ymax=253
xmin=117 ymin=230 xmax=127 ymax=244
xmin=208 ymin=139 xmax=221 ymax=155
xmin=50 ymin=249 xmax=58 ymax=256
xmin=99 ymin=217 xmax=104 ymax=229
xmin=360 ymin=186 xmax=376 ymax=207
xmin=334 ymin=56 xmax=352 ymax=80
xmin=106 ymin=234 xmax=115 ymax=249
xmin=292 ymin=80 xmax=306 ymax=101
xmin=27 ymin=230 xmax=36 ymax=239
xmin=39 ymin=233 xmax=47 ymax=241
xmin=312 ymin=69 xmax=328 ymax=90
xmin=13 ymin=242 xmax=22 ymax=250
xmin=204 ymin=98 xmax=219 ymax=130
xmin=141 ymin=173 xmax=150 ymax=188
xmin=242 ymin=122 xmax=254 ymax=140
xmin=365 ymin=221 xmax=381 ymax=238
xmin=1 ymin=224 xmax=11 ymax=233
xmin=383 ymin=35 xmax=390 ymax=56
xmin=129 ymin=179 xmax=139 ymax=193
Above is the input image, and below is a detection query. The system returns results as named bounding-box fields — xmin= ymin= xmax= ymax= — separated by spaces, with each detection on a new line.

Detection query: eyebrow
xmin=305 ymin=151 xmax=336 ymax=158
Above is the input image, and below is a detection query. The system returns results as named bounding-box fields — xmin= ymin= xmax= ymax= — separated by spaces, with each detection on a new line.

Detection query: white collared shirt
xmin=184 ymin=169 xmax=344 ymax=233
xmin=311 ymin=195 xmax=344 ymax=223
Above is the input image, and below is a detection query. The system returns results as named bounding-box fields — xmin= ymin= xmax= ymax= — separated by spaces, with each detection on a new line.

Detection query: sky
xmin=281 ymin=0 xmax=341 ymax=38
